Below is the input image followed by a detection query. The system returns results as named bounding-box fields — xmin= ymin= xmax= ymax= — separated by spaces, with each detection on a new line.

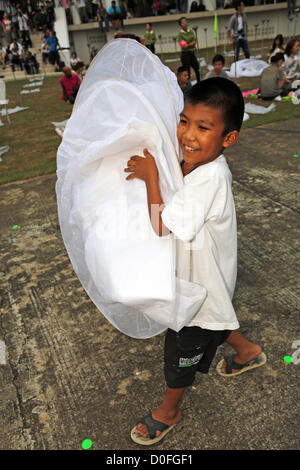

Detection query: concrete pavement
xmin=0 ymin=118 xmax=299 ymax=450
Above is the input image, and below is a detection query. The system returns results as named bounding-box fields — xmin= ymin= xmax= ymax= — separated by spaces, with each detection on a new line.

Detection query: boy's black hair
xmin=178 ymin=16 xmax=187 ymax=26
xmin=212 ymin=54 xmax=225 ymax=65
xmin=177 ymin=65 xmax=189 ymax=75
xmin=270 ymin=52 xmax=284 ymax=63
xmin=184 ymin=77 xmax=245 ymax=135
xmin=146 ymin=22 xmax=152 ymax=28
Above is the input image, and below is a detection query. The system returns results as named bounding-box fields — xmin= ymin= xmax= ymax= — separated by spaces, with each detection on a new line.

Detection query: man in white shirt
xmin=227 ymin=0 xmax=250 ymax=61
xmin=17 ymin=8 xmax=32 ymax=48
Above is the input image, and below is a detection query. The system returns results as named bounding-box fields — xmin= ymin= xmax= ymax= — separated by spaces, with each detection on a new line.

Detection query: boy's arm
xmin=124 ymin=148 xmax=170 ymax=237
xmin=188 ymin=30 xmax=197 ymax=47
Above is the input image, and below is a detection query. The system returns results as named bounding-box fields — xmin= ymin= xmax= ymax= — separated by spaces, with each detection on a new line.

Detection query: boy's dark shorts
xmin=164 ymin=326 xmax=232 ymax=389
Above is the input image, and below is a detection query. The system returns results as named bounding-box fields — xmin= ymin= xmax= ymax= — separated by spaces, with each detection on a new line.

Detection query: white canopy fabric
xmin=56 ymin=39 xmax=207 ymax=339
xmin=227 ymin=59 xmax=269 ymax=78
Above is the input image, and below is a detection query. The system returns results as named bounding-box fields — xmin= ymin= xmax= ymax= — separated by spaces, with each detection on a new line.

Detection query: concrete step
xmin=1 ymin=62 xmax=59 ymax=81
xmin=2 ymin=69 xmax=61 ymax=81
xmin=1 ymin=32 xmax=65 ymax=81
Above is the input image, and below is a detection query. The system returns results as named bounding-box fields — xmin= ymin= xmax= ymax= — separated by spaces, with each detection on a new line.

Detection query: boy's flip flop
xmin=216 ymin=351 xmax=267 ymax=377
xmin=130 ymin=413 xmax=179 ymax=446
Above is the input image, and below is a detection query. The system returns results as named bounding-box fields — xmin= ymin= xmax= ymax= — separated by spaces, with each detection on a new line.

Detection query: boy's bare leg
xmin=221 ymin=330 xmax=262 ymax=374
xmin=135 ymin=386 xmax=184 ymax=438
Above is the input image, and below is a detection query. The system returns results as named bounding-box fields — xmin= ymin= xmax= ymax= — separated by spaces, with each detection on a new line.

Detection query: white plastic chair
xmin=0 ymin=80 xmax=11 ymax=125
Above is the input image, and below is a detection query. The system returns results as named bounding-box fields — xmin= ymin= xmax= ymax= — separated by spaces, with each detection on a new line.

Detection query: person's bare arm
xmin=124 ymin=148 xmax=169 ymax=236
xmin=182 ymin=39 xmax=196 ymax=48
xmin=278 ymin=78 xmax=285 ymax=89
xmin=227 ymin=30 xmax=233 ymax=42
xmin=279 ymin=65 xmax=291 ymax=85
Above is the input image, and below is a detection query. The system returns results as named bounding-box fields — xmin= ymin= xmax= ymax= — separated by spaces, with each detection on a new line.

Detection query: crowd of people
xmin=0 ymin=0 xmax=57 ymax=73
xmin=177 ymin=39 xmax=300 ymax=101
xmin=176 ymin=30 xmax=299 ymax=102
xmin=58 ymin=0 xmax=287 ymax=25
xmin=153 ymin=2 xmax=300 ymax=102
xmin=0 ymin=0 xmax=298 ymax=102
xmin=68 ymin=0 xmax=200 ymax=25
xmin=60 ymin=1 xmax=299 ymax=106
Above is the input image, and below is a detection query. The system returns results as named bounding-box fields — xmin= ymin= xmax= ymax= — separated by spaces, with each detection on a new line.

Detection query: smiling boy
xmin=125 ymin=78 xmax=266 ymax=445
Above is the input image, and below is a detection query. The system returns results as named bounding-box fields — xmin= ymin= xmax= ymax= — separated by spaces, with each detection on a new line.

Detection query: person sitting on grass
xmin=204 ymin=54 xmax=229 ymax=80
xmin=266 ymin=34 xmax=285 ymax=63
xmin=73 ymin=60 xmax=85 ymax=81
xmin=59 ymin=66 xmax=81 ymax=104
xmin=260 ymin=52 xmax=293 ymax=100
xmin=283 ymin=38 xmax=300 ymax=82
xmin=125 ymin=77 xmax=267 ymax=446
xmin=70 ymin=51 xmax=82 ymax=70
xmin=177 ymin=65 xmax=192 ymax=95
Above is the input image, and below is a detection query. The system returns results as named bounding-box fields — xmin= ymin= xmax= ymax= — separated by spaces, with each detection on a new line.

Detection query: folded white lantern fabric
xmin=227 ymin=59 xmax=269 ymax=78
xmin=245 ymin=102 xmax=276 ymax=114
xmin=56 ymin=39 xmax=207 ymax=339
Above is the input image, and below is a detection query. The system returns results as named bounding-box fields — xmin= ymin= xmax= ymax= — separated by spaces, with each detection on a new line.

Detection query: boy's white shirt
xmin=162 ymin=154 xmax=240 ymax=331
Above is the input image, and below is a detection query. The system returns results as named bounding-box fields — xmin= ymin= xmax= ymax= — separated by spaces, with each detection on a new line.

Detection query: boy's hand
xmin=124 ymin=148 xmax=158 ymax=183
xmin=124 ymin=148 xmax=169 ymax=237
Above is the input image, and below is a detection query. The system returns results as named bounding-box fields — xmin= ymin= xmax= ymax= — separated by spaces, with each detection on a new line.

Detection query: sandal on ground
xmin=216 ymin=351 xmax=267 ymax=377
xmin=131 ymin=413 xmax=179 ymax=446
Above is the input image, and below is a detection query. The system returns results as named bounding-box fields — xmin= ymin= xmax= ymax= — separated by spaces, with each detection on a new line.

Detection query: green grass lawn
xmin=1 ymin=65 xmax=299 ymax=185
xmin=0 ymin=75 xmax=72 ymax=184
